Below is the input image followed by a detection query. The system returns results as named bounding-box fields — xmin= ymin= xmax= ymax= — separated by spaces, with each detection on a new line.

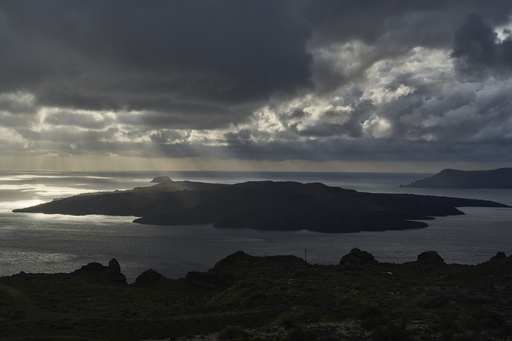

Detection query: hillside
xmin=1 ymin=250 xmax=512 ymax=340
xmin=402 ymin=168 xmax=512 ymax=188
xmin=13 ymin=177 xmax=509 ymax=233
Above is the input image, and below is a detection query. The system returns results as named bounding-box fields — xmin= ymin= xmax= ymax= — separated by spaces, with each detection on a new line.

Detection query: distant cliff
xmin=401 ymin=168 xmax=512 ymax=188
xmin=13 ymin=177 xmax=509 ymax=233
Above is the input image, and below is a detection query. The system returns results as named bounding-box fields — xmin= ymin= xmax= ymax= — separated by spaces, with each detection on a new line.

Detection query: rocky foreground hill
xmin=13 ymin=177 xmax=509 ymax=233
xmin=2 ymin=250 xmax=512 ymax=340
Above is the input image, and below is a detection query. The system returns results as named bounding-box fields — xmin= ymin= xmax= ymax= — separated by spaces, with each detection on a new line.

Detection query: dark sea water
xmin=1 ymin=170 xmax=512 ymax=282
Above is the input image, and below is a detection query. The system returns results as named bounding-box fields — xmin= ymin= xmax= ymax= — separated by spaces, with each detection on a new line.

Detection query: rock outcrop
xmin=339 ymin=248 xmax=377 ymax=265
xmin=416 ymin=251 xmax=445 ymax=265
xmin=135 ymin=269 xmax=167 ymax=286
xmin=490 ymin=251 xmax=507 ymax=261
xmin=73 ymin=258 xmax=127 ymax=284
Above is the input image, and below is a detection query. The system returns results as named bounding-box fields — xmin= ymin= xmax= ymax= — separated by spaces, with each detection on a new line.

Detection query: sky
xmin=1 ymin=1 xmax=512 ymax=173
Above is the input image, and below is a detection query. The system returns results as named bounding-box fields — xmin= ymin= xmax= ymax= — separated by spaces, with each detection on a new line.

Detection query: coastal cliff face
xmin=2 ymin=250 xmax=512 ymax=340
xmin=402 ymin=167 xmax=512 ymax=188
xmin=13 ymin=177 xmax=509 ymax=233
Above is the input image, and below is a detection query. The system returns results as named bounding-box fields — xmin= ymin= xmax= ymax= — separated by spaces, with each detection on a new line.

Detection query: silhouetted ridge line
xmin=3 ymin=250 xmax=512 ymax=339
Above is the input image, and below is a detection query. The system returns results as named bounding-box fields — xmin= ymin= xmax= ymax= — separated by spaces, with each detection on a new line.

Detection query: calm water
xmin=1 ymin=170 xmax=512 ymax=282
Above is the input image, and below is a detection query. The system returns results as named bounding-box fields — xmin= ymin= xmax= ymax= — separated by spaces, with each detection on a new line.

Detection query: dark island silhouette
xmin=401 ymin=167 xmax=512 ymax=188
xmin=13 ymin=176 xmax=509 ymax=233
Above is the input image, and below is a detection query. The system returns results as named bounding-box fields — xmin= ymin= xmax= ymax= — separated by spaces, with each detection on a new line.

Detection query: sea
xmin=1 ymin=170 xmax=512 ymax=283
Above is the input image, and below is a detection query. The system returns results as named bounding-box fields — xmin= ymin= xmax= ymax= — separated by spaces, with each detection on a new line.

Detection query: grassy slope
xmin=1 ymin=251 xmax=512 ymax=340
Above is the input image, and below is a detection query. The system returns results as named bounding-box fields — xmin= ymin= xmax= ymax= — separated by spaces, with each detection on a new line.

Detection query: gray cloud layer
xmin=1 ymin=1 xmax=512 ymax=168
xmin=1 ymin=1 xmax=312 ymax=118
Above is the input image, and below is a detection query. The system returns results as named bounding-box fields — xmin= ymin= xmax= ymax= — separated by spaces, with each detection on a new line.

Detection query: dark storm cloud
xmin=115 ymin=101 xmax=251 ymax=130
xmin=0 ymin=0 xmax=462 ymax=113
xmin=16 ymin=126 xmax=119 ymax=144
xmin=452 ymin=13 xmax=512 ymax=76
xmin=2 ymin=1 xmax=512 ymax=167
xmin=305 ymin=0 xmax=512 ymax=47
xmin=1 ymin=1 xmax=511 ymax=115
xmin=220 ymin=137 xmax=512 ymax=164
xmin=0 ymin=0 xmax=312 ymax=126
xmin=304 ymin=0 xmax=512 ymax=93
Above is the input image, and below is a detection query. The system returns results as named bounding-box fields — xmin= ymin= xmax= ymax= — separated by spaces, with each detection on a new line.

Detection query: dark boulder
xmin=135 ymin=269 xmax=167 ymax=286
xmin=73 ymin=258 xmax=127 ymax=284
xmin=417 ymin=251 xmax=445 ymax=265
xmin=77 ymin=262 xmax=105 ymax=273
xmin=108 ymin=258 xmax=127 ymax=284
xmin=340 ymin=248 xmax=377 ymax=266
xmin=213 ymin=251 xmax=255 ymax=272
xmin=109 ymin=258 xmax=122 ymax=274
xmin=490 ymin=252 xmax=507 ymax=261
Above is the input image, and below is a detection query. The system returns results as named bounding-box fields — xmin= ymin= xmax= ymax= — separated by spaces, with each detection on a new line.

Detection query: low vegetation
xmin=1 ymin=249 xmax=512 ymax=340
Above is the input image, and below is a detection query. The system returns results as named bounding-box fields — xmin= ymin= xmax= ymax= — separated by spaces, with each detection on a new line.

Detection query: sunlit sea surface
xmin=1 ymin=170 xmax=512 ymax=282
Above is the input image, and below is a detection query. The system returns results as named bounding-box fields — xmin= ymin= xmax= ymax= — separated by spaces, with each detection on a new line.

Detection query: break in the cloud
xmin=1 ymin=0 xmax=512 ymax=171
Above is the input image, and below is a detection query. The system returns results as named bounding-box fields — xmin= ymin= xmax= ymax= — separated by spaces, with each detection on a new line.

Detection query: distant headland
xmin=401 ymin=167 xmax=512 ymax=188
xmin=13 ymin=176 xmax=509 ymax=233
